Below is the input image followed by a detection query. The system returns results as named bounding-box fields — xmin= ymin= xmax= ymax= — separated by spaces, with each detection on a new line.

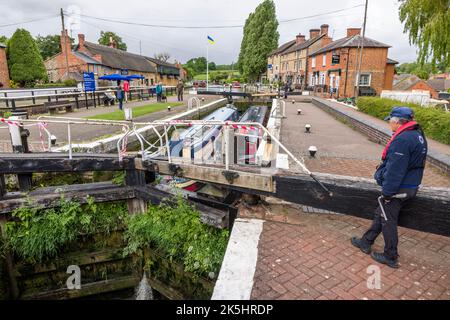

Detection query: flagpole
xmin=206 ymin=43 xmax=209 ymax=91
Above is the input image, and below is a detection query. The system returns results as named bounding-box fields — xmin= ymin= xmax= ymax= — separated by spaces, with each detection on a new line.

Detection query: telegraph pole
xmin=355 ymin=0 xmax=368 ymax=98
xmin=60 ymin=8 xmax=70 ymax=78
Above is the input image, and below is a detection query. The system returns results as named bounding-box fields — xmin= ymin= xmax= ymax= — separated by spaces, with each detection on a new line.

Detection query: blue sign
xmin=268 ymin=64 xmax=272 ymax=69
xmin=83 ymin=72 xmax=96 ymax=92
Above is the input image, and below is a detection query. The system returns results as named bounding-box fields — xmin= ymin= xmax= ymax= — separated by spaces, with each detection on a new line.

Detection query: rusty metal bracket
xmin=222 ymin=170 xmax=239 ymax=184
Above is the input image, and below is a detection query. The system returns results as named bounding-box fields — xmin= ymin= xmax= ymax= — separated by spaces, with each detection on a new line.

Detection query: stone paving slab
xmin=238 ymin=203 xmax=450 ymax=300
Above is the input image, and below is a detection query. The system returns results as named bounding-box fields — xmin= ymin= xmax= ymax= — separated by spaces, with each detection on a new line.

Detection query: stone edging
xmin=312 ymin=97 xmax=450 ymax=176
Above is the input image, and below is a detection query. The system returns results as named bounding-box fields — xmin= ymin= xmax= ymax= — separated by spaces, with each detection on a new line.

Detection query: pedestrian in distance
xmin=116 ymin=84 xmax=124 ymax=110
xmin=283 ymin=82 xmax=289 ymax=99
xmin=123 ymin=80 xmax=130 ymax=103
xmin=351 ymin=106 xmax=428 ymax=268
xmin=156 ymin=82 xmax=163 ymax=102
xmin=176 ymin=80 xmax=184 ymax=101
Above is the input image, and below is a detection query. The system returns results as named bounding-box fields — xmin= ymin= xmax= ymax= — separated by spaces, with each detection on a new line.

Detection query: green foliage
xmin=6 ymin=28 xmax=47 ymax=87
xmin=35 ymin=34 xmax=74 ymax=61
xmin=399 ymin=0 xmax=449 ymax=67
xmin=112 ymin=171 xmax=126 ymax=186
xmin=395 ymin=61 xmax=450 ymax=79
xmin=124 ymin=195 xmax=229 ymax=277
xmin=208 ymin=62 xmax=216 ymax=70
xmin=4 ymin=198 xmax=128 ymax=263
xmin=0 ymin=35 xmax=8 ymax=45
xmin=238 ymin=0 xmax=279 ymax=82
xmin=98 ymin=31 xmax=127 ymax=51
xmin=357 ymin=97 xmax=450 ymax=145
xmin=34 ymin=79 xmax=78 ymax=88
xmin=184 ymin=57 xmax=207 ymax=75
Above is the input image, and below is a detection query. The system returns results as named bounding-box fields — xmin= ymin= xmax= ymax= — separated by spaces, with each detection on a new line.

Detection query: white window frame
xmin=356 ymin=73 xmax=372 ymax=86
xmin=319 ymin=72 xmax=325 ymax=85
xmin=312 ymin=56 xmax=316 ymax=68
xmin=322 ymin=54 xmax=327 ymax=67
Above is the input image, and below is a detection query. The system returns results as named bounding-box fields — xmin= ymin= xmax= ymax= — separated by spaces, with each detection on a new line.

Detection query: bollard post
xmin=8 ymin=112 xmax=32 ymax=191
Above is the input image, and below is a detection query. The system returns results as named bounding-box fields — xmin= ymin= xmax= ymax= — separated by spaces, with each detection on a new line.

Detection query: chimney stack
xmin=347 ymin=28 xmax=362 ymax=37
xmin=78 ymin=34 xmax=85 ymax=48
xmin=60 ymin=29 xmax=71 ymax=57
xmin=309 ymin=29 xmax=321 ymax=39
xmin=296 ymin=34 xmax=306 ymax=45
xmin=320 ymin=24 xmax=329 ymax=36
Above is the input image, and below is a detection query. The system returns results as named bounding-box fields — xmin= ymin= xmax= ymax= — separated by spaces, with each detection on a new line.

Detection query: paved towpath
xmin=280 ymin=100 xmax=450 ymax=187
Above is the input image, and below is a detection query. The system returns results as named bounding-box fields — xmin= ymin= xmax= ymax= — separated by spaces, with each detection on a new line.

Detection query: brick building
xmin=45 ymin=30 xmax=180 ymax=86
xmin=308 ymin=28 xmax=397 ymax=98
xmin=394 ymin=74 xmax=439 ymax=99
xmin=278 ymin=25 xmax=333 ymax=88
xmin=0 ymin=43 xmax=10 ymax=88
xmin=267 ymin=40 xmax=296 ymax=83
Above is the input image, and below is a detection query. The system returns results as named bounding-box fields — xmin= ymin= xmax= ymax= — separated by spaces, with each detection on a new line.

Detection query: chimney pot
xmin=320 ymin=24 xmax=329 ymax=36
xmin=78 ymin=34 xmax=85 ymax=48
xmin=60 ymin=29 xmax=71 ymax=57
xmin=347 ymin=28 xmax=362 ymax=37
xmin=309 ymin=29 xmax=321 ymax=39
xmin=296 ymin=34 xmax=306 ymax=45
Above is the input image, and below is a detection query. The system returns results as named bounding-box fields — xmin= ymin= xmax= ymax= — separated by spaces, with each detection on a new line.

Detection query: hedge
xmin=356 ymin=97 xmax=450 ymax=145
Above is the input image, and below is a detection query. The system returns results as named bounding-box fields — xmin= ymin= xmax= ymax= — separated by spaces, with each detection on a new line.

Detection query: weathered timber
xmin=126 ymin=169 xmax=148 ymax=215
xmin=20 ymin=275 xmax=140 ymax=300
xmin=0 ymin=215 xmax=20 ymax=299
xmin=137 ymin=159 xmax=274 ymax=193
xmin=274 ymin=172 xmax=450 ymax=237
xmin=0 ymin=182 xmax=136 ymax=214
xmin=0 ymin=153 xmax=134 ymax=174
xmin=134 ymin=185 xmax=228 ymax=229
xmin=0 ymin=174 xmax=5 ymax=198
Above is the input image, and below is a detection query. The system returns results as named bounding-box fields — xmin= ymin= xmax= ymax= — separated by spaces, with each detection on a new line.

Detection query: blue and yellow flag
xmin=207 ymin=35 xmax=215 ymax=44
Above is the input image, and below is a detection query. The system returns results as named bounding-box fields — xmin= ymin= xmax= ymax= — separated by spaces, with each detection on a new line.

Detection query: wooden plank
xmin=0 ymin=183 xmax=136 ymax=214
xmin=274 ymin=172 xmax=450 ymax=237
xmin=137 ymin=159 xmax=274 ymax=193
xmin=20 ymin=275 xmax=140 ymax=300
xmin=0 ymin=155 xmax=134 ymax=174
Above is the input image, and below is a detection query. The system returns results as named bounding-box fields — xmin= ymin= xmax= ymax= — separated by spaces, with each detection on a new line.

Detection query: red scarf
xmin=382 ymin=121 xmax=417 ymax=160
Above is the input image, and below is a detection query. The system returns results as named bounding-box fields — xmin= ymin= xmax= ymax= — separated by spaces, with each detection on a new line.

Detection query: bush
xmin=356 ymin=97 xmax=450 ymax=145
xmin=124 ymin=195 xmax=229 ymax=277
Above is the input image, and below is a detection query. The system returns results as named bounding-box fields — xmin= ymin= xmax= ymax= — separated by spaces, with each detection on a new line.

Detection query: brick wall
xmin=0 ymin=47 xmax=10 ymax=88
xmin=311 ymin=97 xmax=450 ymax=176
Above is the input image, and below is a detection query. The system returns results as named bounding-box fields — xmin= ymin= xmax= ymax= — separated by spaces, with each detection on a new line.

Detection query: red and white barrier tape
xmin=37 ymin=122 xmax=48 ymax=151
xmin=0 ymin=118 xmax=21 ymax=127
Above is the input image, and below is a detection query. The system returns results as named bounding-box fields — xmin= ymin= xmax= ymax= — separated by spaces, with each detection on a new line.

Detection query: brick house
xmin=308 ymin=28 xmax=397 ymax=98
xmin=278 ymin=25 xmax=333 ymax=88
xmin=0 ymin=43 xmax=10 ymax=88
xmin=394 ymin=74 xmax=439 ymax=99
xmin=45 ymin=30 xmax=180 ymax=86
xmin=267 ymin=40 xmax=296 ymax=83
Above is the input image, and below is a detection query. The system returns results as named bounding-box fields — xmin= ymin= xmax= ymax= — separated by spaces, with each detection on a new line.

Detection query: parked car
xmin=232 ymin=81 xmax=241 ymax=88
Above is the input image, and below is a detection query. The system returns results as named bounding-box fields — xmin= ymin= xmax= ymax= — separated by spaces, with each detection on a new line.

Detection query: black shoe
xmin=371 ymin=252 xmax=399 ymax=269
xmin=350 ymin=237 xmax=371 ymax=254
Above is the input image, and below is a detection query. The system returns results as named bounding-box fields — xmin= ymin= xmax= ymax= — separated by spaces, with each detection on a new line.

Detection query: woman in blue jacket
xmin=155 ymin=82 xmax=163 ymax=102
xmin=116 ymin=85 xmax=124 ymax=110
xmin=351 ymin=106 xmax=428 ymax=268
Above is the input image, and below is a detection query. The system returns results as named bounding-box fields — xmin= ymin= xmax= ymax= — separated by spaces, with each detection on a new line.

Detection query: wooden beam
xmin=136 ymin=159 xmax=274 ymax=193
xmin=0 ymin=182 xmax=136 ymax=214
xmin=274 ymin=173 xmax=450 ymax=237
xmin=0 ymin=153 xmax=134 ymax=174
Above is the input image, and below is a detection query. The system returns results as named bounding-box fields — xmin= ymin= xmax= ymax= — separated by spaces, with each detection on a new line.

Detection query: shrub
xmin=124 ymin=195 xmax=229 ymax=277
xmin=356 ymin=97 xmax=450 ymax=145
xmin=4 ymin=197 xmax=128 ymax=263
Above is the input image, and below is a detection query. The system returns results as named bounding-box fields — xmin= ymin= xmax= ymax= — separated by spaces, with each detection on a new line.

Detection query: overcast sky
xmin=0 ymin=0 xmax=418 ymax=64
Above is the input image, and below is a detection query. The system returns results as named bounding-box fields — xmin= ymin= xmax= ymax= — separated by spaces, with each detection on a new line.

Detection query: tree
xmin=184 ymin=57 xmax=207 ymax=74
xmin=399 ymin=0 xmax=449 ymax=67
xmin=36 ymin=34 xmax=74 ymax=61
xmin=7 ymin=28 xmax=47 ymax=87
xmin=238 ymin=0 xmax=279 ymax=82
xmin=0 ymin=35 xmax=8 ymax=45
xmin=154 ymin=52 xmax=171 ymax=62
xmin=98 ymin=31 xmax=127 ymax=51
xmin=208 ymin=62 xmax=216 ymax=70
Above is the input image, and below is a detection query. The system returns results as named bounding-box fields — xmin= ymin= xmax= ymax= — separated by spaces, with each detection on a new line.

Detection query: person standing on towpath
xmin=351 ymin=106 xmax=428 ymax=268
